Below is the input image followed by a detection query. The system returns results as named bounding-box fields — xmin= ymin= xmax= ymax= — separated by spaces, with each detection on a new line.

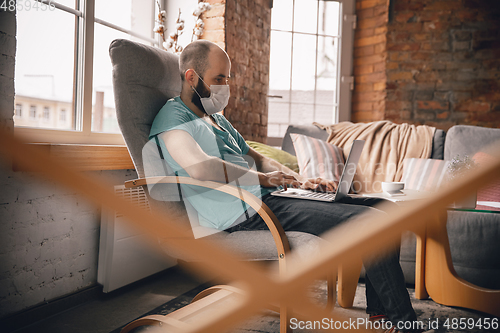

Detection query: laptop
xmin=270 ymin=140 xmax=365 ymax=202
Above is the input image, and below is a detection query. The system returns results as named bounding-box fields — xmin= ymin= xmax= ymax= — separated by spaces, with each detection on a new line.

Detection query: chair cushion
xmin=161 ymin=230 xmax=326 ymax=262
xmin=444 ymin=125 xmax=500 ymax=161
xmin=109 ymin=39 xmax=181 ymax=177
xmin=221 ymin=230 xmax=328 ymax=261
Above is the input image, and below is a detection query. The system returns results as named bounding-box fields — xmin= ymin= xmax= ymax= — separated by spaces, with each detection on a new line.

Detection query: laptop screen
xmin=334 ymin=140 xmax=365 ymax=201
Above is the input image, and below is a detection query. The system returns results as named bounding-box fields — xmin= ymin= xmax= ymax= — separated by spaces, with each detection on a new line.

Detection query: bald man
xmin=149 ymin=40 xmax=434 ymax=333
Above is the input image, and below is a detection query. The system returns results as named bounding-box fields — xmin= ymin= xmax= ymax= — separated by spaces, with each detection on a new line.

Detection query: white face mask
xmin=192 ymin=71 xmax=230 ymax=115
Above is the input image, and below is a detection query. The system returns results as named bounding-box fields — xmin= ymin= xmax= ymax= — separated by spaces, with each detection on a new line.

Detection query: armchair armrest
xmin=124 ymin=176 xmax=291 ymax=261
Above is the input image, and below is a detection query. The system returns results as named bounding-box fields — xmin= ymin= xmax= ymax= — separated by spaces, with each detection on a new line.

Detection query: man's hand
xmin=300 ymin=177 xmax=338 ymax=193
xmin=259 ymin=171 xmax=301 ymax=189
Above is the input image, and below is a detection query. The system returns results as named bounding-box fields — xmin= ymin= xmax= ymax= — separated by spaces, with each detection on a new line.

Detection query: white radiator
xmin=97 ymin=185 xmax=175 ymax=293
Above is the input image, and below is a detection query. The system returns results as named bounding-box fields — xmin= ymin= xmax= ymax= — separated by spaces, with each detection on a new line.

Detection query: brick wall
xmin=385 ymin=0 xmax=500 ymax=130
xmin=201 ymin=0 xmax=226 ymax=48
xmin=202 ymin=0 xmax=271 ymax=143
xmin=352 ymin=0 xmax=390 ymax=122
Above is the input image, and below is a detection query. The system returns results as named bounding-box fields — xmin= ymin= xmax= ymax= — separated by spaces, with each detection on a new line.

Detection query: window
xmin=14 ymin=0 xmax=158 ymax=144
xmin=60 ymin=109 xmax=67 ymax=122
xmin=43 ymin=107 xmax=50 ymax=121
xmin=267 ymin=0 xmax=355 ymax=139
xmin=30 ymin=105 xmax=37 ymax=118
xmin=15 ymin=104 xmax=22 ymax=117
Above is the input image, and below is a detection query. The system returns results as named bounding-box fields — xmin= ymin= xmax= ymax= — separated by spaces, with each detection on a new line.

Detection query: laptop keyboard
xmin=297 ymin=191 xmax=335 ymax=200
xmin=283 ymin=189 xmax=336 ymax=201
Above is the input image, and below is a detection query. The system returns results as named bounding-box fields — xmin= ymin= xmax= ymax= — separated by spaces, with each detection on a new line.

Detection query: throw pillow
xmin=402 ymin=158 xmax=449 ymax=191
xmin=246 ymin=140 xmax=299 ymax=173
xmin=289 ymin=133 xmax=345 ymax=181
xmin=473 ymin=152 xmax=500 ymax=203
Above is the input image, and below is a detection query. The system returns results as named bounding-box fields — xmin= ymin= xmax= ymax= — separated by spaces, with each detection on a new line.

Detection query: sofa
xmin=280 ymin=124 xmax=500 ymax=290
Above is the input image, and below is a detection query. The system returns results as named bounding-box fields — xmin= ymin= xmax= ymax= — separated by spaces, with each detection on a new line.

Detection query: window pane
xmin=14 ymin=8 xmax=76 ymax=130
xmin=290 ymin=103 xmax=314 ymax=124
xmin=92 ymin=24 xmax=132 ymax=133
xmin=293 ymin=0 xmax=318 ymax=34
xmin=269 ymin=31 xmax=292 ymax=94
xmin=316 ymin=36 xmax=339 ymax=104
xmin=318 ymin=0 xmax=340 ymax=36
xmin=314 ymin=104 xmax=336 ymax=125
xmin=267 ymin=124 xmax=281 ymax=138
xmin=95 ymin=0 xmax=132 ymax=30
xmin=93 ymin=0 xmax=154 ymax=133
xmin=271 ymin=0 xmax=293 ymax=31
xmin=315 ymin=89 xmax=335 ymax=106
xmin=268 ymin=100 xmax=290 ymax=124
xmin=268 ymin=30 xmax=292 ymax=139
xmin=291 ymin=33 xmax=317 ymax=96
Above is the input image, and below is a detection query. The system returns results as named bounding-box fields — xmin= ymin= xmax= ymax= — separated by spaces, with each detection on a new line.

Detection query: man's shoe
xmin=368 ymin=315 xmax=391 ymax=333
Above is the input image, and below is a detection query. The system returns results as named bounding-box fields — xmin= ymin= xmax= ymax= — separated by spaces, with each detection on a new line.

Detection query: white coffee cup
xmin=382 ymin=182 xmax=405 ymax=194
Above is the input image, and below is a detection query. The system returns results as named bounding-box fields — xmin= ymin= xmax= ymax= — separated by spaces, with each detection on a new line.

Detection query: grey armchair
xmin=109 ymin=38 xmax=360 ymax=332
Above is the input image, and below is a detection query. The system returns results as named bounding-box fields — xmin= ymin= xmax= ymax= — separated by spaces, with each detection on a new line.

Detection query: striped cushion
xmin=290 ymin=133 xmax=345 ymax=181
xmin=402 ymin=158 xmax=449 ymax=191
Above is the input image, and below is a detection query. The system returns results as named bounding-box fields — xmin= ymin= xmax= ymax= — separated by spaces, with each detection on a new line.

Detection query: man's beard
xmin=191 ymin=79 xmax=210 ymax=114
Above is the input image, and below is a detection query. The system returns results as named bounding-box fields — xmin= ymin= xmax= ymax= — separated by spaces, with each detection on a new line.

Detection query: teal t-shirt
xmin=150 ymin=96 xmax=274 ymax=230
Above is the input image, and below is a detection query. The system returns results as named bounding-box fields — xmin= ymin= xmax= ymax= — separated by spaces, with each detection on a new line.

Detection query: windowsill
xmin=13 ymin=143 xmax=134 ymax=172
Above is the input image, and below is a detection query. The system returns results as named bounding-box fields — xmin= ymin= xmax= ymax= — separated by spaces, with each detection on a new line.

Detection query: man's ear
xmin=184 ymin=69 xmax=197 ymax=85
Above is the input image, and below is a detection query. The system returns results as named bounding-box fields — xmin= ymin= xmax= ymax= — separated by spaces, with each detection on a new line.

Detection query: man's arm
xmin=247 ymin=146 xmax=301 ymax=178
xmin=246 ymin=147 xmax=338 ymax=192
xmin=159 ymin=130 xmax=299 ymax=188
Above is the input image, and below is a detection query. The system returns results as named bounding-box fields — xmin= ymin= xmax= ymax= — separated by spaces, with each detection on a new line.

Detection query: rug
xmin=111 ymin=282 xmax=498 ymax=333
xmin=109 ymin=283 xmax=211 ymax=333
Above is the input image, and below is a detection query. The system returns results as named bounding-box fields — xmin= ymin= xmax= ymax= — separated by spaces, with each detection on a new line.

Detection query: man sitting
xmin=149 ymin=40 xmax=433 ymax=333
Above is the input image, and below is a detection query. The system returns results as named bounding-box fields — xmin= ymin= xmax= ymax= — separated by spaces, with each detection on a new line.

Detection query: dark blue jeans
xmin=226 ymin=194 xmax=418 ymax=325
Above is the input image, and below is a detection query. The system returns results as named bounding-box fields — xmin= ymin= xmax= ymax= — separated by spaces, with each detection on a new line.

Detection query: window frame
xmin=14 ymin=0 xmax=158 ymax=145
xmin=267 ymin=0 xmax=355 ymax=142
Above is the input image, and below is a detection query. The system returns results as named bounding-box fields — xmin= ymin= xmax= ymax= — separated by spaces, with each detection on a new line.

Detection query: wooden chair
xmin=109 ymin=38 xmax=362 ymax=333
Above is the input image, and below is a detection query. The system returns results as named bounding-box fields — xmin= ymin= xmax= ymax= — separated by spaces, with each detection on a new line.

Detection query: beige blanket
xmin=314 ymin=121 xmax=435 ymax=193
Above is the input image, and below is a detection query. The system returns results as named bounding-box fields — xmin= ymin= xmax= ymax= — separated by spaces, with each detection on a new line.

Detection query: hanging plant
xmin=164 ymin=9 xmax=185 ymax=53
xmin=153 ymin=1 xmax=212 ymax=54
xmin=153 ymin=1 xmax=167 ymax=45
xmin=192 ymin=2 xmax=212 ymax=42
